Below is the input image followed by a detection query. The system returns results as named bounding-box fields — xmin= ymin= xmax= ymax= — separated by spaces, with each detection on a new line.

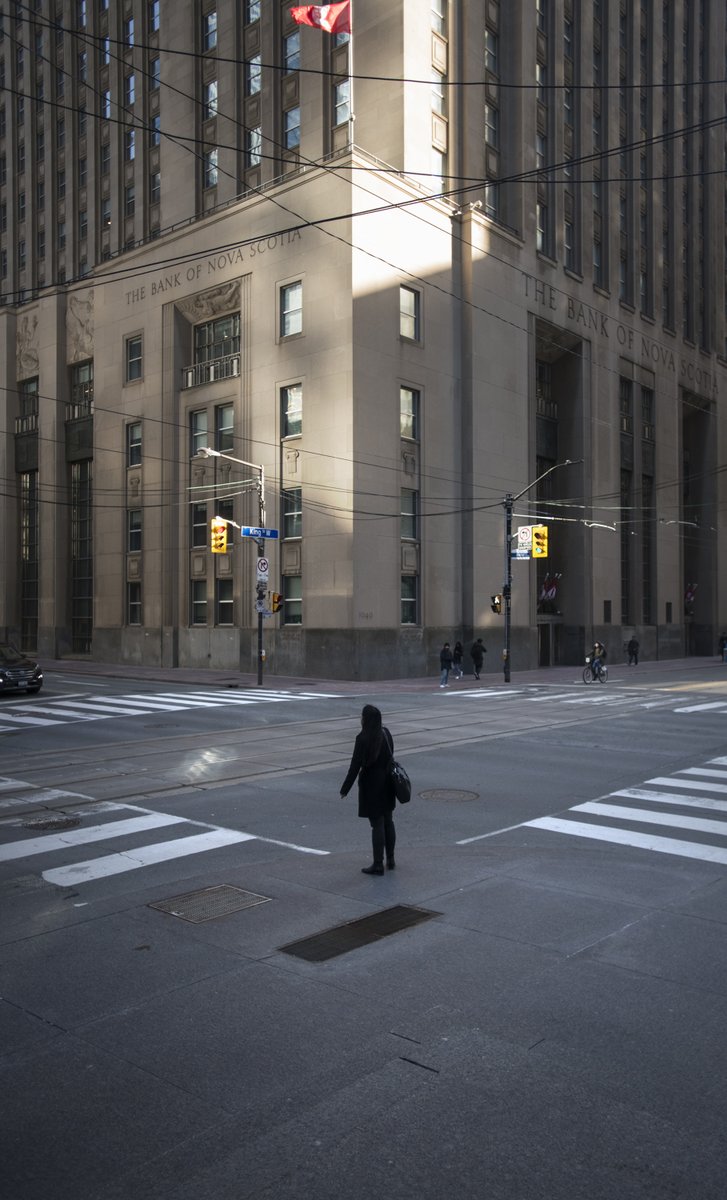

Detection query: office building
xmin=1 ymin=0 xmax=726 ymax=678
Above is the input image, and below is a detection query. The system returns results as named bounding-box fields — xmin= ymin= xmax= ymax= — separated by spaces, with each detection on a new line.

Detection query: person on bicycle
xmin=591 ymin=641 xmax=607 ymax=677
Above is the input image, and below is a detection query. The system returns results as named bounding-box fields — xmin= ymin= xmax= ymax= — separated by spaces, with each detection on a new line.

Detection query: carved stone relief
xmin=16 ymin=313 xmax=39 ymax=379
xmin=177 ymin=281 xmax=241 ymax=323
xmin=66 ymin=289 xmax=94 ymax=363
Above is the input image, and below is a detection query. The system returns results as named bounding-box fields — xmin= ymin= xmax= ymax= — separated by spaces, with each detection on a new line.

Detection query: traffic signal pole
xmin=503 ymin=492 xmax=513 ymax=683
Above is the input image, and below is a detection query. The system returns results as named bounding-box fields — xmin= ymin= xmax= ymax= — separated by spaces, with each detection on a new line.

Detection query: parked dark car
xmin=0 ymin=644 xmax=43 ymax=694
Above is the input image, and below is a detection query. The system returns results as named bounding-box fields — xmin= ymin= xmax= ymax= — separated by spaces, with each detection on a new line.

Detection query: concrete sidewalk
xmin=38 ymin=653 xmax=724 ymax=694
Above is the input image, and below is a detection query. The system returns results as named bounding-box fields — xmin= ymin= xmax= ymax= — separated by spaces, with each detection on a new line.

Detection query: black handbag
xmin=389 ymin=759 xmax=411 ymax=804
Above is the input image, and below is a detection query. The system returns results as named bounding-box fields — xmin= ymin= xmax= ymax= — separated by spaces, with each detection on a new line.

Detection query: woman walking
xmin=340 ymin=704 xmax=396 ymax=875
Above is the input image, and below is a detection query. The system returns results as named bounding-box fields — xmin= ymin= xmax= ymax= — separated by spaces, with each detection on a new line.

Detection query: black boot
xmin=362 ymin=864 xmax=384 ymax=876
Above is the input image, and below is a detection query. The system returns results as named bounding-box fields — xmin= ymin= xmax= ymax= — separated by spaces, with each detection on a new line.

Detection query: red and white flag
xmin=290 ymin=3 xmax=351 ymax=34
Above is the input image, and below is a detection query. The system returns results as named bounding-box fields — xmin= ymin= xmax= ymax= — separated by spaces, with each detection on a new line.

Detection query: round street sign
xmin=257 ymin=557 xmax=270 ymax=575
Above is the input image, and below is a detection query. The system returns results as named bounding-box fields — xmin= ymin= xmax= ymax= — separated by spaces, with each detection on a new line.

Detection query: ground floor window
xmin=401 ymin=576 xmax=418 ymax=624
xmin=20 ymin=470 xmax=39 ymax=649
xmin=71 ymin=460 xmax=93 ymax=653
xmin=127 ymin=581 xmax=141 ymax=625
xmin=191 ymin=579 xmax=207 ymax=625
xmin=283 ymin=575 xmax=302 ymax=624
xmin=216 ymin=577 xmax=233 ymax=624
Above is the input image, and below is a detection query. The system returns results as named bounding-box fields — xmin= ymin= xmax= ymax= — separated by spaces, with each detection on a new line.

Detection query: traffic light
xmin=271 ymin=592 xmax=282 ymax=613
xmin=210 ymin=517 xmax=228 ymax=553
xmin=531 ymin=525 xmax=548 ymax=558
xmin=491 ymin=594 xmax=502 ymax=614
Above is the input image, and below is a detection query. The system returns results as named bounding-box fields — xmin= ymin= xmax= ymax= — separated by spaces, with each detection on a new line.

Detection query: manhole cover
xmin=149 ymin=885 xmax=270 ymax=923
xmin=278 ymin=905 xmax=440 ymax=962
xmin=419 ymin=789 xmax=480 ymax=802
xmin=23 ymin=816 xmax=81 ymax=831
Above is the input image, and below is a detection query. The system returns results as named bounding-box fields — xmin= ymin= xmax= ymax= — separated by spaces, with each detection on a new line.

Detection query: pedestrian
xmin=470 ymin=637 xmax=486 ymax=680
xmin=439 ymin=642 xmax=453 ymax=687
xmin=627 ymin=636 xmax=639 ymax=666
xmin=452 ymin=640 xmax=464 ymax=679
xmin=339 ymin=704 xmax=396 ymax=876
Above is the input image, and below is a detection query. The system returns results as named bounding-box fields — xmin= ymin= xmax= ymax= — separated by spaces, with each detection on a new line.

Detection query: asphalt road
xmin=2 ymin=661 xmax=727 ymax=1199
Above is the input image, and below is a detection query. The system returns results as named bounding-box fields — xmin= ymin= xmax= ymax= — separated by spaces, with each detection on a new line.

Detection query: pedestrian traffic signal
xmin=210 ymin=517 xmax=228 ymax=553
xmin=531 ymin=525 xmax=548 ymax=558
xmin=271 ymin=592 xmax=282 ymax=613
xmin=491 ymin=594 xmax=502 ymax=614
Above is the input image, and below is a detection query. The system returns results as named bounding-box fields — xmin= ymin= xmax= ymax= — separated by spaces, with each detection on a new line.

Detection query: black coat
xmin=340 ymin=727 xmax=395 ymax=819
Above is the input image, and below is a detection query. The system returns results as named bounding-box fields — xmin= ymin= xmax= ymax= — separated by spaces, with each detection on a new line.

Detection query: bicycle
xmin=583 ymin=656 xmax=608 ymax=684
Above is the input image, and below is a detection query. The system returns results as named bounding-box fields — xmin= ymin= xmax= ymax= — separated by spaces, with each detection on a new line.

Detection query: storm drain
xmin=278 ymin=904 xmax=440 ymax=963
xmin=419 ymin=789 xmax=479 ymax=803
xmin=149 ymin=885 xmax=271 ymax=923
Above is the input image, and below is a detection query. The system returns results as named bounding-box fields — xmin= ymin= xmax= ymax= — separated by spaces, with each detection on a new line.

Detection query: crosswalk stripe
xmin=0 ymin=777 xmax=30 ymax=790
xmin=525 ymin=816 xmax=727 ymax=864
xmin=4 ymin=704 xmax=99 ymax=720
xmin=674 ymin=702 xmax=727 ymax=713
xmin=645 ymin=775 xmax=727 ymax=794
xmin=115 ymin=695 xmax=213 ymax=710
xmin=677 ymin=767 xmax=727 ymax=779
xmin=447 ymin=689 xmax=523 ymax=699
xmin=0 ymin=713 xmax=66 ymax=726
xmin=42 ymin=828 xmax=255 ymax=886
xmin=0 ymin=812 xmax=186 ymax=862
xmin=50 ymin=699 xmax=191 ymax=716
xmin=571 ymin=800 xmax=727 ymax=837
xmin=612 ymin=787 xmax=727 ymax=814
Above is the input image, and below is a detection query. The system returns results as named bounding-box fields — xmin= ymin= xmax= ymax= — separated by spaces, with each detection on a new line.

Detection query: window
xmin=124 ymin=16 xmax=134 ymax=45
xmin=399 ymin=286 xmax=420 ymax=340
xmin=485 ymin=28 xmax=498 ymax=74
xmin=102 ymin=197 xmax=111 ymax=227
xmin=36 ymin=129 xmax=44 ymax=160
xmin=401 ymin=489 xmax=418 ymax=539
xmin=37 ymin=229 xmax=45 ymax=258
xmin=125 ymin=184 xmax=135 ymax=217
xmin=204 ymin=79 xmax=218 ymax=118
xmin=283 ymin=575 xmax=302 ymax=624
xmin=101 ymin=89 xmax=111 ymax=119
xmin=17 ymin=142 xmax=25 ymax=173
xmin=57 ymin=221 xmax=66 ymax=250
xmin=78 ymin=0 xmax=87 ymax=26
xmin=246 ymin=126 xmax=262 ymax=167
xmin=216 ymin=578 xmax=233 ymax=625
xmin=148 ymin=0 xmax=160 ymax=33
xmin=126 ymin=421 xmax=142 ymax=465
xmin=149 ymin=115 xmax=160 ymax=146
xmin=78 ymin=209 xmax=87 ymax=239
xmin=216 ymin=402 xmax=233 ymax=451
xmin=334 ymin=79 xmax=350 ymax=125
xmin=0 ymin=202 xmax=5 ymax=233
xmin=431 ymin=0 xmax=446 ymax=35
xmin=281 ymin=383 xmax=302 ymax=435
xmin=127 ymin=509 xmax=142 ymax=552
xmin=245 ymin=0 xmax=260 ymax=21
xmin=0 ymin=106 xmax=5 ymax=138
xmin=78 ymin=107 xmax=87 ymax=136
xmin=36 ymin=180 xmax=45 ymax=210
xmin=78 ymin=50 xmax=87 ymax=81
xmin=125 ymin=129 xmax=136 ymax=160
xmin=100 ymin=36 xmax=110 ymax=65
xmin=149 ymin=171 xmax=161 ymax=204
xmin=124 ymin=73 xmax=136 ymax=107
xmin=203 ymin=9 xmax=217 ymax=51
xmin=150 ymin=56 xmax=160 ymax=89
xmin=125 ymin=335 xmax=143 ymax=382
xmin=191 ymin=579 xmax=207 ymax=625
xmin=17 ymin=96 xmax=25 ymax=126
xmin=127 ymin=582 xmax=142 ymax=625
xmin=191 ymin=502 xmax=207 ymax=547
xmin=0 ymin=155 xmax=5 ymax=187
xmin=401 ymin=576 xmax=418 ymax=624
xmin=78 ymin=157 xmax=87 ymax=188
xmin=101 ymin=142 xmax=111 ymax=174
xmin=194 ymin=313 xmax=240 ymax=363
xmin=203 ymin=147 xmax=218 ymax=188
xmin=245 ymin=54 xmax=261 ymax=95
xmin=57 ymin=170 xmax=66 ymax=200
xmin=485 ymin=103 xmax=499 ymax=148
xmin=283 ymin=487 xmax=302 ymax=538
xmin=284 ymin=30 xmax=300 ymax=72
xmin=190 ymin=410 xmax=208 ymax=455
xmin=280 ymin=282 xmax=303 ymax=337
xmin=17 ymin=191 xmax=25 ymax=221
xmin=284 ymin=106 xmax=301 ymax=148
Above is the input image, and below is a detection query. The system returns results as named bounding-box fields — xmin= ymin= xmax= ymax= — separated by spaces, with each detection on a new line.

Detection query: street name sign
xmin=241 ymin=526 xmax=279 ymax=539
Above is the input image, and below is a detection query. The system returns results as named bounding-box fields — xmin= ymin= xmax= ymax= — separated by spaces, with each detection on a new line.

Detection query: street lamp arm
xmin=510 ymin=458 xmax=584 ymax=504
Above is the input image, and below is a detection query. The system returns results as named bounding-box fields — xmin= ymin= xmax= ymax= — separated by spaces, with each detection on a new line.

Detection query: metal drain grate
xmin=23 ymin=816 xmax=81 ymax=831
xmin=149 ymin=885 xmax=271 ymax=923
xmin=419 ymin=788 xmax=479 ymax=802
xmin=278 ymin=904 xmax=440 ymax=962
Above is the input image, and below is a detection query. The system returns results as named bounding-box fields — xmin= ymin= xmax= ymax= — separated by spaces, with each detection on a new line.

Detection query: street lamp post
xmin=501 ymin=459 xmax=580 ymax=684
xmin=196 ymin=447 xmax=267 ymax=686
